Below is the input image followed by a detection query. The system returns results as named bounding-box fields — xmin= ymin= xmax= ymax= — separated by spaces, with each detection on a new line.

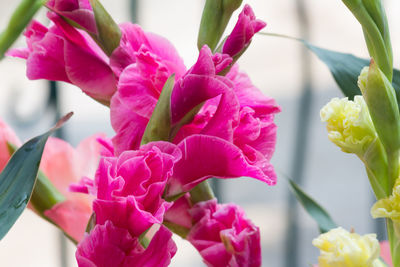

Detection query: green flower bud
xmin=358 ymin=61 xmax=400 ymax=155
xmin=197 ymin=0 xmax=243 ymax=51
xmin=342 ymin=0 xmax=392 ymax=80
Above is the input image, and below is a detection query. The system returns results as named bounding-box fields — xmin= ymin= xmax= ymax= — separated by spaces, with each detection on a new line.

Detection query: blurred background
xmin=0 ymin=0 xmax=399 ymax=266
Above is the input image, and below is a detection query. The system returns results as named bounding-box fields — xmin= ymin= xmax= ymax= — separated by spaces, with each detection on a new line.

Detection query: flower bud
xmin=222 ymin=4 xmax=266 ymax=59
xmin=312 ymin=227 xmax=383 ymax=267
xmin=46 ymin=0 xmax=97 ymax=34
xmin=320 ymin=96 xmax=377 ymax=156
xmin=197 ymin=0 xmax=243 ymax=51
xmin=342 ymin=0 xmax=392 ymax=80
xmin=358 ymin=61 xmax=400 ymax=155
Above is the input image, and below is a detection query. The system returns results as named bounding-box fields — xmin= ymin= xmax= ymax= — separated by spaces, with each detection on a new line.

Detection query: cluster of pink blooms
xmin=3 ymin=0 xmax=280 ymax=266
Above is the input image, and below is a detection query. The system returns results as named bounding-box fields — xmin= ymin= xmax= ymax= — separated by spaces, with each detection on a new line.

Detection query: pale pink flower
xmin=41 ymin=134 xmax=103 ymax=242
xmin=0 ymin=119 xmax=21 ymax=172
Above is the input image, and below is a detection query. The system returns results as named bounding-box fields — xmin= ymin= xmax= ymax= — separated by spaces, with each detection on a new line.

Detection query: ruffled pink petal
xmin=163 ymin=193 xmax=192 ymax=229
xmin=188 ymin=200 xmax=261 ymax=267
xmin=226 ymin=65 xmax=280 ymax=116
xmin=170 ymin=46 xmax=233 ymax=125
xmin=124 ymin=225 xmax=177 ymax=267
xmin=76 ymin=221 xmax=139 ymax=267
xmin=167 ymin=134 xmax=276 ymax=197
xmin=76 ymin=221 xmax=176 ymax=267
xmin=44 ymin=198 xmax=92 ymax=242
xmin=110 ymin=23 xmax=186 ymax=79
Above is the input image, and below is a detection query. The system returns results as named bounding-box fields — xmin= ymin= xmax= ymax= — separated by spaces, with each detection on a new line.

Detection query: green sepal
xmin=0 ymin=112 xmax=73 ymax=240
xmin=89 ymin=0 xmax=121 ymax=56
xmin=360 ymin=60 xmax=400 ymax=155
xmin=141 ymin=74 xmax=175 ymax=145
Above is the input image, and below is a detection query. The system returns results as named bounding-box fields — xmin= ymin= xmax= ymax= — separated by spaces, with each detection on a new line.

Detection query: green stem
xmin=342 ymin=0 xmax=392 ymax=81
xmin=190 ymin=180 xmax=215 ymax=204
xmin=387 ymin=220 xmax=400 ymax=267
xmin=387 ymin=150 xmax=400 ymax=192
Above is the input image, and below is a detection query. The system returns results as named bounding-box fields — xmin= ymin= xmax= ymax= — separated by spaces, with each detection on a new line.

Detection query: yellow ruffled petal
xmin=312 ymin=227 xmax=381 ymax=267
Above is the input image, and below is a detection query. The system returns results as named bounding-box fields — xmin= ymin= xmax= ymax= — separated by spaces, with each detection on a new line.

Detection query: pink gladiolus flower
xmin=110 ymin=23 xmax=186 ymax=78
xmin=74 ymin=141 xmax=182 ymax=237
xmin=0 ymin=118 xmax=102 ymax=242
xmin=165 ymin=48 xmax=280 ymax=197
xmin=76 ymin=221 xmax=177 ymax=267
xmin=187 ymin=199 xmax=261 ymax=267
xmin=46 ymin=0 xmax=97 ymax=34
xmin=7 ymin=13 xmax=116 ymax=104
xmin=222 ymin=4 xmax=266 ymax=58
xmin=110 ymin=23 xmax=186 ymax=154
xmin=41 ymin=134 xmax=103 ymax=242
xmin=111 ymin=44 xmax=279 ymax=196
xmin=0 ymin=119 xmax=21 ymax=172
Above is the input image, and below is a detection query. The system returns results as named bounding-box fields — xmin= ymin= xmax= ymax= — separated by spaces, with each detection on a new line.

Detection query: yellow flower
xmin=312 ymin=227 xmax=381 ymax=267
xmin=320 ymin=96 xmax=377 ymax=155
xmin=371 ymin=178 xmax=400 ymax=222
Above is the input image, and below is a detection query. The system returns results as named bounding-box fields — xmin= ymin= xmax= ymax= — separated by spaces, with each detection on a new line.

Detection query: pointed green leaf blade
xmin=288 ymin=179 xmax=337 ymax=233
xmin=0 ymin=112 xmax=72 ymax=240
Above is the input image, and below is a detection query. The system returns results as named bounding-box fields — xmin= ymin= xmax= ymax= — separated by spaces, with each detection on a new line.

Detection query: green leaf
xmin=303 ymin=43 xmax=369 ymax=100
xmin=6 ymin=142 xmax=66 ymax=215
xmin=141 ymin=74 xmax=175 ymax=145
xmin=288 ymin=179 xmax=337 ymax=233
xmin=0 ymin=0 xmax=46 ymax=59
xmin=259 ymin=32 xmax=400 ymax=105
xmin=0 ymin=112 xmax=72 ymax=240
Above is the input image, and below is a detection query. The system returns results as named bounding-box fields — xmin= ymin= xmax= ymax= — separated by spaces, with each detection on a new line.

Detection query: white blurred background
xmin=0 ymin=0 xmax=399 ymax=266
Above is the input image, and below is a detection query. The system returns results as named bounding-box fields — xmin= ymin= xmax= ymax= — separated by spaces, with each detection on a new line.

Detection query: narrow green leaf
xmin=141 ymin=74 xmax=175 ymax=145
xmin=303 ymin=42 xmax=400 ymax=109
xmin=0 ymin=112 xmax=72 ymax=240
xmin=259 ymin=32 xmax=400 ymax=105
xmin=303 ymin=43 xmax=368 ymax=100
xmin=0 ymin=0 xmax=46 ymax=59
xmin=288 ymin=179 xmax=337 ymax=233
